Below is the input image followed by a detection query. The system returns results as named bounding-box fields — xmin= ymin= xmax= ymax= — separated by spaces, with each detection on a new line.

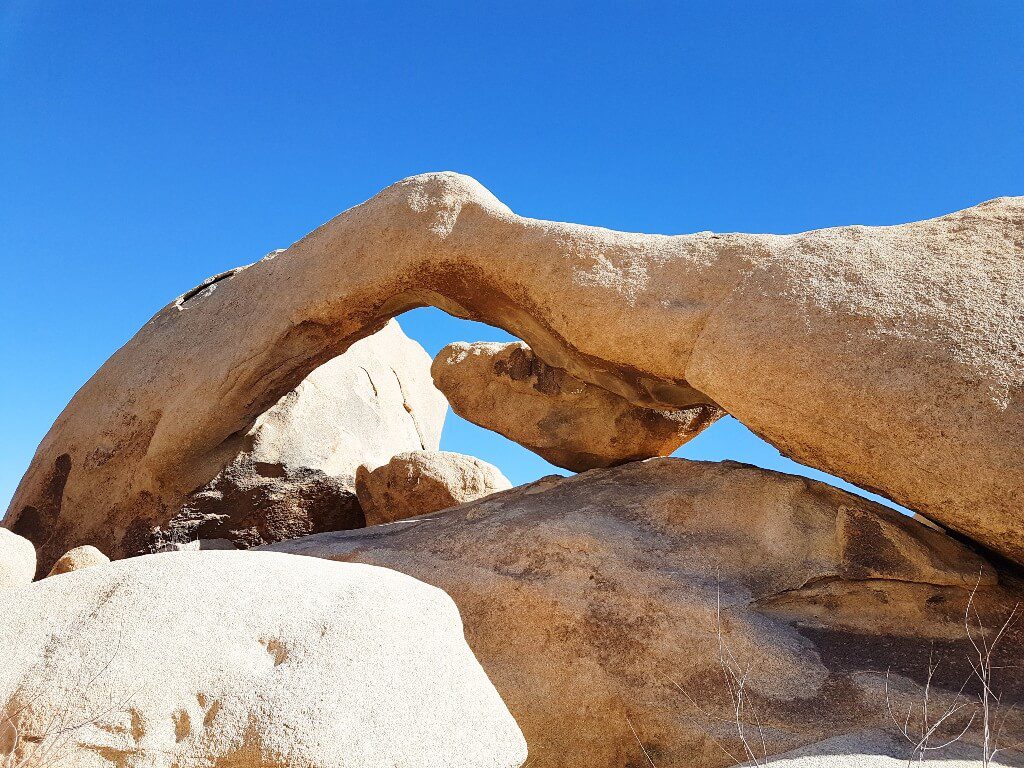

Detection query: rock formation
xmin=0 ymin=528 xmax=35 ymax=589
xmin=432 ymin=341 xmax=722 ymax=471
xmin=160 ymin=318 xmax=447 ymax=550
xmin=6 ymin=174 xmax=1021 ymax=569
xmin=46 ymin=544 xmax=109 ymax=577
xmin=355 ymin=450 xmax=512 ymax=525
xmin=265 ymin=458 xmax=1024 ymax=768
xmin=0 ymin=551 xmax=527 ymax=768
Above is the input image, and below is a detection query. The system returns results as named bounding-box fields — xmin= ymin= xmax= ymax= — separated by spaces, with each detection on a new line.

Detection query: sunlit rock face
xmin=0 ymin=551 xmax=528 ymax=768
xmin=355 ymin=449 xmax=512 ymax=526
xmin=5 ymin=173 xmax=1023 ymax=572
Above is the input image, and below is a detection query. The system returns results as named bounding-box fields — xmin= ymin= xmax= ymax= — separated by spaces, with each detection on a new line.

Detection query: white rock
xmin=0 ymin=551 xmax=527 ymax=768
xmin=0 ymin=528 xmax=35 ymax=588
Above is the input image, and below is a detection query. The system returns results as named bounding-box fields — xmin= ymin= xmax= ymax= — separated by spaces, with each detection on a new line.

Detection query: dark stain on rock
xmin=493 ymin=344 xmax=569 ymax=396
xmin=157 ymin=459 xmax=365 ymax=550
xmin=11 ymin=453 xmax=72 ymax=565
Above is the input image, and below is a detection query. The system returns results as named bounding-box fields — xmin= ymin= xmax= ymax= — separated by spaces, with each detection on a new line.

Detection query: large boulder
xmin=355 ymin=450 xmax=512 ymax=526
xmin=432 ymin=341 xmax=722 ymax=471
xmin=0 ymin=528 xmax=35 ymax=588
xmin=264 ymin=458 xmax=1024 ymax=768
xmin=7 ymin=174 xmax=1023 ymax=567
xmin=0 ymin=551 xmax=527 ymax=768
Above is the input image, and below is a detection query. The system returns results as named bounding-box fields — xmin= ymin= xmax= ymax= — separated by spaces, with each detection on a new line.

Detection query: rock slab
xmin=432 ymin=341 xmax=722 ymax=471
xmin=266 ymin=458 xmax=1024 ymax=768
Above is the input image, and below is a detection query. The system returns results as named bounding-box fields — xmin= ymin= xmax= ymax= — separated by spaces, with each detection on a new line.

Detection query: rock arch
xmin=5 ymin=173 xmax=1023 ymax=568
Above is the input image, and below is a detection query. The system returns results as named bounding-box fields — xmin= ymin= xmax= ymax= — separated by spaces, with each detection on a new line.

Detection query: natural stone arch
xmin=5 ymin=172 xmax=1023 ymax=569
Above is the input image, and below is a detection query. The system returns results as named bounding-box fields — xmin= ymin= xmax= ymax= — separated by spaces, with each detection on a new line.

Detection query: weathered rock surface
xmin=355 ymin=450 xmax=512 ymax=526
xmin=432 ymin=341 xmax=722 ymax=471
xmin=7 ymin=174 xmax=1022 ymax=567
xmin=265 ymin=458 xmax=1024 ymax=768
xmin=0 ymin=551 xmax=527 ymax=768
xmin=46 ymin=544 xmax=109 ymax=577
xmin=0 ymin=528 xmax=35 ymax=589
xmin=153 ymin=537 xmax=238 ymax=553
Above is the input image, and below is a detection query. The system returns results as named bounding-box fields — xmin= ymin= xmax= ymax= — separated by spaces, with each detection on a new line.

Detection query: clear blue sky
xmin=2 ymin=2 xmax=1022 ymax=514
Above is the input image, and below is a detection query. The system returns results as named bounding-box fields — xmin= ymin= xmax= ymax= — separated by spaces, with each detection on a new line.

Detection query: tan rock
xmin=355 ymin=450 xmax=512 ymax=525
xmin=432 ymin=341 xmax=722 ymax=471
xmin=265 ymin=458 xmax=1024 ymax=768
xmin=0 ymin=551 xmax=527 ymax=768
xmin=46 ymin=544 xmax=109 ymax=577
xmin=0 ymin=528 xmax=35 ymax=589
xmin=6 ymin=174 xmax=1022 ymax=566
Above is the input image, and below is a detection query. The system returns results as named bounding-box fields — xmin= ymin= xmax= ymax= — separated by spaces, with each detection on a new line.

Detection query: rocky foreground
xmin=2 ymin=174 xmax=1023 ymax=767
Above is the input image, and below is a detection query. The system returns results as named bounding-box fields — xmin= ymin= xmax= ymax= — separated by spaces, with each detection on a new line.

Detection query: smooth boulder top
xmin=0 ymin=527 xmax=35 ymax=588
xmin=356 ymin=450 xmax=512 ymax=526
xmin=0 ymin=551 xmax=527 ymax=768
xmin=6 ymin=173 xmax=1022 ymax=569
xmin=46 ymin=544 xmax=109 ymax=577
xmin=264 ymin=458 xmax=1023 ymax=768
xmin=432 ymin=340 xmax=722 ymax=471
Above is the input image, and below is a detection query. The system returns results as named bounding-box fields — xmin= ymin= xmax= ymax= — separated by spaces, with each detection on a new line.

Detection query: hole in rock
xmin=674 ymin=416 xmax=915 ymax=517
xmin=397 ymin=307 xmax=915 ymax=518
xmin=395 ymin=307 xmax=570 ymax=488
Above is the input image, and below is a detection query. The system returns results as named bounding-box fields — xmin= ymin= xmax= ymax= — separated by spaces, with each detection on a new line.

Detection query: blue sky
xmin=1 ymin=2 xmax=1021 ymax=512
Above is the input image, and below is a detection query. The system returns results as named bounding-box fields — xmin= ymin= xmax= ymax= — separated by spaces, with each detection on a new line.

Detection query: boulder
xmin=432 ymin=341 xmax=722 ymax=471
xmin=355 ymin=450 xmax=512 ymax=525
xmin=0 ymin=528 xmax=35 ymax=588
xmin=264 ymin=458 xmax=1024 ymax=768
xmin=46 ymin=544 xmax=109 ymax=577
xmin=7 ymin=174 xmax=1023 ymax=567
xmin=0 ymin=551 xmax=527 ymax=768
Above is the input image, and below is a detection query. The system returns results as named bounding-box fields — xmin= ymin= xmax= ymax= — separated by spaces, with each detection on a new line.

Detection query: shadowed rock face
xmin=262 ymin=458 xmax=1024 ymax=768
xmin=432 ymin=341 xmax=723 ymax=471
xmin=5 ymin=173 xmax=1022 ymax=568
